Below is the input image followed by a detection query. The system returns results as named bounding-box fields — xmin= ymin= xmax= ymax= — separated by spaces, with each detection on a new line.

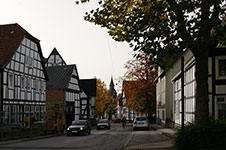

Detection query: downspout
xmin=212 ymin=53 xmax=216 ymax=117
xmin=0 ymin=69 xmax=3 ymax=126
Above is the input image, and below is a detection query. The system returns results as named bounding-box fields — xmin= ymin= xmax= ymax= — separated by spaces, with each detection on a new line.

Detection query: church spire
xmin=110 ymin=76 xmax=114 ymax=86
xmin=109 ymin=76 xmax=117 ymax=98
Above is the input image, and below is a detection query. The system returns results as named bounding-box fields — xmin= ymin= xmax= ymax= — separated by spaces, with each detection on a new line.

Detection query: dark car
xmin=67 ymin=120 xmax=91 ymax=136
xmin=96 ymin=119 xmax=111 ymax=130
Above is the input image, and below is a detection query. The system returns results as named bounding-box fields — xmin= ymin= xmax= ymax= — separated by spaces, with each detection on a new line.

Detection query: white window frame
xmin=216 ymin=56 xmax=226 ymax=80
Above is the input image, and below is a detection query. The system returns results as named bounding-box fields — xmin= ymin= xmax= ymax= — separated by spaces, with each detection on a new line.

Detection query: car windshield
xmin=136 ymin=117 xmax=147 ymax=121
xmin=99 ymin=120 xmax=108 ymax=123
xmin=72 ymin=121 xmax=86 ymax=125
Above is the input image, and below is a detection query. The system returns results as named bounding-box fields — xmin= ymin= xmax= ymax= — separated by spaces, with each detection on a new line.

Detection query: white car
xmin=133 ymin=116 xmax=150 ymax=131
xmin=96 ymin=119 xmax=111 ymax=130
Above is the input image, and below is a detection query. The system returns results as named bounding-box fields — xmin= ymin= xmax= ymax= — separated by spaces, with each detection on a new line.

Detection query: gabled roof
xmin=79 ymin=79 xmax=96 ymax=97
xmin=0 ymin=23 xmax=39 ymax=68
xmin=45 ymin=47 xmax=67 ymax=65
xmin=0 ymin=23 xmax=48 ymax=80
xmin=46 ymin=65 xmax=78 ymax=90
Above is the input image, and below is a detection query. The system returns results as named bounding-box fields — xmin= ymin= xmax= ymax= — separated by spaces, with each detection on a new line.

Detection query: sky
xmin=0 ymin=0 xmax=133 ymax=92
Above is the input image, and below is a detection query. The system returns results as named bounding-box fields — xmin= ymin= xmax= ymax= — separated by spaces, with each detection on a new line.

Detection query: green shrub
xmin=173 ymin=119 xmax=226 ymax=150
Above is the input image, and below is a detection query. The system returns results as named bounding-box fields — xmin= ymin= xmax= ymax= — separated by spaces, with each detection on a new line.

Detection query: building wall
xmin=156 ymin=76 xmax=166 ymax=124
xmin=2 ymin=37 xmax=46 ymax=125
xmin=158 ymin=48 xmax=226 ymax=127
xmin=171 ymin=50 xmax=196 ymax=125
xmin=46 ymin=89 xmax=65 ymax=119
xmin=157 ymin=50 xmax=196 ymax=126
xmin=165 ymin=70 xmax=174 ymax=124
xmin=45 ymin=51 xmax=66 ymax=67
xmin=214 ymin=54 xmax=226 ymax=119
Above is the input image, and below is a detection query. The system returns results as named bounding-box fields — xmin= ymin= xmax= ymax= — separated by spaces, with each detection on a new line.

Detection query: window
xmin=40 ymin=81 xmax=44 ymax=91
xmin=218 ymin=104 xmax=226 ymax=119
xmin=40 ymin=106 xmax=44 ymax=112
xmin=27 ymin=77 xmax=31 ymax=90
xmin=219 ymin=59 xmax=226 ymax=77
xmin=35 ymin=106 xmax=40 ymax=112
xmin=8 ymin=74 xmax=14 ymax=88
xmin=35 ymin=80 xmax=39 ymax=91
xmin=21 ymin=76 xmax=25 ymax=89
xmin=31 ymin=106 xmax=34 ymax=112
xmin=25 ymin=106 xmax=30 ymax=112
xmin=25 ymin=56 xmax=33 ymax=68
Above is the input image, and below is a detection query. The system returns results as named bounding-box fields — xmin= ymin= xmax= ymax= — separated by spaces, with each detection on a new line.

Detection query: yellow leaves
xmin=160 ymin=13 xmax=167 ymax=20
xmin=95 ymin=78 xmax=112 ymax=116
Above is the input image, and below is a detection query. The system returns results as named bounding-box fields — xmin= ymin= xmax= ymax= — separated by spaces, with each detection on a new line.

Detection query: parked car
xmin=67 ymin=120 xmax=91 ymax=136
xmin=133 ymin=116 xmax=150 ymax=131
xmin=96 ymin=119 xmax=111 ymax=130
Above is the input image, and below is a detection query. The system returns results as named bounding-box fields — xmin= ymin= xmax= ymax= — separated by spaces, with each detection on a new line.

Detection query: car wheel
xmin=67 ymin=133 xmax=70 ymax=136
xmin=88 ymin=131 xmax=91 ymax=135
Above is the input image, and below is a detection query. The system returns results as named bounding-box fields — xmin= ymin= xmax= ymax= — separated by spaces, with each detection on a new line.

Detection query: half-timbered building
xmin=45 ymin=48 xmax=66 ymax=67
xmin=0 ymin=23 xmax=48 ymax=126
xmin=155 ymin=47 xmax=226 ymax=127
xmin=46 ymin=65 xmax=80 ymax=126
xmin=79 ymin=79 xmax=96 ymax=120
xmin=45 ymin=48 xmax=81 ymax=126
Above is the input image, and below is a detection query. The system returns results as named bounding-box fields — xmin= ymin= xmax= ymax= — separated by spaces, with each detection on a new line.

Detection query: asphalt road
xmin=0 ymin=123 xmax=168 ymax=150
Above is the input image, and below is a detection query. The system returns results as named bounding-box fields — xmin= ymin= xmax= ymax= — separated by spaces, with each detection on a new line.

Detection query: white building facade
xmin=156 ymin=48 xmax=226 ymax=126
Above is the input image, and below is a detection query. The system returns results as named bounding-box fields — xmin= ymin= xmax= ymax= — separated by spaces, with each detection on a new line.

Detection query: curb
xmin=125 ymin=140 xmax=174 ymax=150
xmin=0 ymin=133 xmax=64 ymax=145
xmin=162 ymin=132 xmax=175 ymax=139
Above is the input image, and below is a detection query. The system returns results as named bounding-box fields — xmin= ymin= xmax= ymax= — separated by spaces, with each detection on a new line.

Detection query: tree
xmin=123 ymin=54 xmax=157 ymax=117
xmin=84 ymin=0 xmax=226 ymax=122
xmin=95 ymin=78 xmax=112 ymax=118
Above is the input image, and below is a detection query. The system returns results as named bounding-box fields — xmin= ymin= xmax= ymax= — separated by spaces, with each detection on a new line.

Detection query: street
xmin=0 ymin=123 xmax=171 ymax=150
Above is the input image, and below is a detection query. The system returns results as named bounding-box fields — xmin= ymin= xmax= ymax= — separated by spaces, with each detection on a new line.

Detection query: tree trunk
xmin=193 ymin=49 xmax=209 ymax=122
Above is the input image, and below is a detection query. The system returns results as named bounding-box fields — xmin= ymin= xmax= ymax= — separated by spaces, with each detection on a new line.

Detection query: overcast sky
xmin=0 ymin=0 xmax=134 ymax=91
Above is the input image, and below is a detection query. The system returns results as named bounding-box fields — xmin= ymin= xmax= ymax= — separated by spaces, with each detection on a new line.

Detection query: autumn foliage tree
xmin=123 ymin=53 xmax=157 ymax=117
xmin=83 ymin=0 xmax=226 ymax=122
xmin=95 ymin=78 xmax=112 ymax=118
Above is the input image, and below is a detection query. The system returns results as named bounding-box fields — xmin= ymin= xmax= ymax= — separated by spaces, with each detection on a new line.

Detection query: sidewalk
xmin=150 ymin=124 xmax=176 ymax=139
xmin=125 ymin=124 xmax=176 ymax=150
xmin=0 ymin=134 xmax=63 ymax=145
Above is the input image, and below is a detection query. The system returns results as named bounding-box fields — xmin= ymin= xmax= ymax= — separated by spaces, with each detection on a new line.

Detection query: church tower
xmin=109 ymin=77 xmax=117 ymax=98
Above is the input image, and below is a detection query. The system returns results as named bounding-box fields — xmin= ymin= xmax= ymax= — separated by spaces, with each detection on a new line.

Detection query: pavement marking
xmin=120 ymin=131 xmax=134 ymax=150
